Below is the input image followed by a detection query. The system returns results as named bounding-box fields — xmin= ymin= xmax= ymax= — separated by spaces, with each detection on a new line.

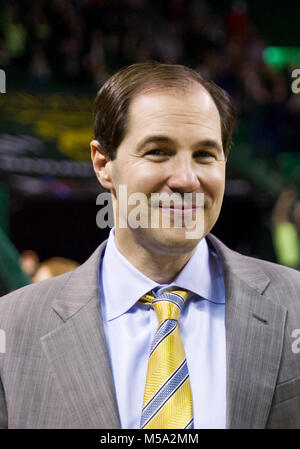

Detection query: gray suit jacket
xmin=0 ymin=234 xmax=300 ymax=429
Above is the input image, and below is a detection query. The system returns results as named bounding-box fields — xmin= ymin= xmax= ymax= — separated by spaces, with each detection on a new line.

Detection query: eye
xmin=144 ymin=148 xmax=167 ymax=157
xmin=194 ymin=150 xmax=215 ymax=160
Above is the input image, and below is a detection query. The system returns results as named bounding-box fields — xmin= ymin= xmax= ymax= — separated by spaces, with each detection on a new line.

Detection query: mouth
xmin=158 ymin=205 xmax=203 ymax=214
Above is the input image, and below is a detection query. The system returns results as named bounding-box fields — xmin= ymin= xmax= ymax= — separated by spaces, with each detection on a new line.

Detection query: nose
xmin=166 ymin=156 xmax=200 ymax=193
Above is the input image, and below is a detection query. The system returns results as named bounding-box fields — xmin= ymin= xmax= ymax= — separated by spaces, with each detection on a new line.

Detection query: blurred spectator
xmin=28 ymin=45 xmax=51 ymax=87
xmin=287 ymin=92 xmax=300 ymax=153
xmin=154 ymin=23 xmax=183 ymax=64
xmin=0 ymin=37 xmax=9 ymax=68
xmin=20 ymin=250 xmax=40 ymax=279
xmin=33 ymin=257 xmax=79 ymax=283
xmin=83 ymin=29 xmax=107 ymax=85
xmin=3 ymin=5 xmax=27 ymax=64
xmin=227 ymin=1 xmax=249 ymax=41
xmin=271 ymin=187 xmax=300 ymax=269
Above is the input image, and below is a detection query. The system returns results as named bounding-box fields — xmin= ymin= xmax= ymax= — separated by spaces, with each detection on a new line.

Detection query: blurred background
xmin=0 ymin=0 xmax=299 ymax=294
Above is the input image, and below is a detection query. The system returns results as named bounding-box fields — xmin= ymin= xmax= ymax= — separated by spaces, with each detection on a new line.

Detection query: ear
xmin=90 ymin=139 xmax=113 ymax=190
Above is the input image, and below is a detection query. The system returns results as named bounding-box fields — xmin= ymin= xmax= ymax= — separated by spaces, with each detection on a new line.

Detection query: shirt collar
xmin=100 ymin=228 xmax=225 ymax=321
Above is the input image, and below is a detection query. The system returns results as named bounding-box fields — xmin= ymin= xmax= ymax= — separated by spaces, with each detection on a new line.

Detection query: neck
xmin=114 ymin=229 xmax=198 ymax=284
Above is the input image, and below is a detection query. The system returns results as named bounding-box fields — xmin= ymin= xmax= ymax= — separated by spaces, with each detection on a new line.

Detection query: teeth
xmin=159 ymin=206 xmax=196 ymax=209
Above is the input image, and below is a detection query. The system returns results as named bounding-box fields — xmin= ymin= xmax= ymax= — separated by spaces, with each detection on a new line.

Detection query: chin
xmin=136 ymin=228 xmax=203 ymax=255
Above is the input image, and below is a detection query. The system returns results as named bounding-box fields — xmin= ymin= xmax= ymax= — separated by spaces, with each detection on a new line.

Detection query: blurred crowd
xmin=0 ymin=0 xmax=299 ymax=288
xmin=0 ymin=0 xmax=299 ymax=160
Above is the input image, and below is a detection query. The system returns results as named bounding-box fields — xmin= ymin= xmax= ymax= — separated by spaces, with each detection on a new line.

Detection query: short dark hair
xmin=93 ymin=61 xmax=236 ymax=159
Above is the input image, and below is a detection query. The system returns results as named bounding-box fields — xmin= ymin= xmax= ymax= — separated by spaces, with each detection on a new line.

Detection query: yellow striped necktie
xmin=139 ymin=287 xmax=194 ymax=429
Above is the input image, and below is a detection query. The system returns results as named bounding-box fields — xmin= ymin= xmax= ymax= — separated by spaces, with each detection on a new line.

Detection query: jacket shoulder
xmin=0 ymin=270 xmax=73 ymax=318
xmin=208 ymin=233 xmax=300 ymax=308
xmin=227 ymin=249 xmax=300 ymax=316
xmin=243 ymin=254 xmax=300 ymax=283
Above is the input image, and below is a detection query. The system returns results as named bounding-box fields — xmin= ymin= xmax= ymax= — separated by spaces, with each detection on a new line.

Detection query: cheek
xmin=130 ymin=164 xmax=165 ymax=194
xmin=200 ymin=166 xmax=225 ymax=198
xmin=112 ymin=161 xmax=164 ymax=196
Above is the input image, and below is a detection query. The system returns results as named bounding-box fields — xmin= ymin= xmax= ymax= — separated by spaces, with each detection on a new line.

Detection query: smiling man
xmin=1 ymin=62 xmax=300 ymax=429
xmin=91 ymin=77 xmax=226 ymax=283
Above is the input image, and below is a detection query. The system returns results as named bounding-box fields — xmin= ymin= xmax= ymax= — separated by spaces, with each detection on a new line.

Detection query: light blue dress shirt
xmin=99 ymin=228 xmax=226 ymax=429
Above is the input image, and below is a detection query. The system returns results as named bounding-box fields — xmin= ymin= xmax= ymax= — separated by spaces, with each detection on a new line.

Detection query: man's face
xmin=99 ymin=84 xmax=226 ymax=255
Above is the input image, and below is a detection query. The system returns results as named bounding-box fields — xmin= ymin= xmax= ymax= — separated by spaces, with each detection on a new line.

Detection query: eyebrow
xmin=195 ymin=139 xmax=223 ymax=155
xmin=136 ymin=135 xmax=174 ymax=154
xmin=136 ymin=135 xmax=223 ymax=155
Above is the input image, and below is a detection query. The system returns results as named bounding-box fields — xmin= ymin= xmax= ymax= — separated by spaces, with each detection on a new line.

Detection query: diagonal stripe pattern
xmin=139 ymin=288 xmax=193 ymax=429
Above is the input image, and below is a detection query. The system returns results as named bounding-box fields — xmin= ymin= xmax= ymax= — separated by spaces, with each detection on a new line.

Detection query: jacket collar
xmin=51 ymin=233 xmax=270 ymax=322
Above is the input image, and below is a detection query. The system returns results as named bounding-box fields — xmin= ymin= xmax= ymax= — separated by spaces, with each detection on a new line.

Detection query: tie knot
xmin=140 ymin=288 xmax=190 ymax=324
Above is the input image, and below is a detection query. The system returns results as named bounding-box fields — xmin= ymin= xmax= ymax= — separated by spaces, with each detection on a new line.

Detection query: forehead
xmin=125 ymin=85 xmax=222 ymax=142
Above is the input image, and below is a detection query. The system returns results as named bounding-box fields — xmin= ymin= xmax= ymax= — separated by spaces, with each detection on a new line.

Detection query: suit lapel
xmin=207 ymin=234 xmax=287 ymax=429
xmin=41 ymin=241 xmax=120 ymax=429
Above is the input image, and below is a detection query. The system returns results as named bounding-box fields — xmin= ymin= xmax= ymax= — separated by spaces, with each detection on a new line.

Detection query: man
xmin=0 ymin=62 xmax=300 ymax=429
